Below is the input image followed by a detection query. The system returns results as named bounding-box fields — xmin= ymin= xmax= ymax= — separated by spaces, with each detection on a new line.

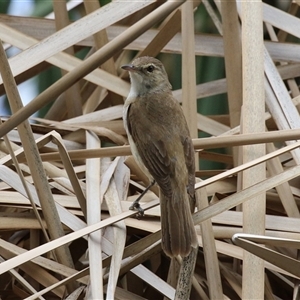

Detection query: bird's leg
xmin=130 ymin=180 xmax=156 ymax=217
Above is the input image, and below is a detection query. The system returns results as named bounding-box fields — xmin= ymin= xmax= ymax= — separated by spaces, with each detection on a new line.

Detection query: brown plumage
xmin=122 ymin=56 xmax=198 ymax=257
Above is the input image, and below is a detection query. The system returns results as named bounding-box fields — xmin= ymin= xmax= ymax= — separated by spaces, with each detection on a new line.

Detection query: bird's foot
xmin=129 ymin=180 xmax=155 ymax=219
xmin=129 ymin=201 xmax=144 ymax=219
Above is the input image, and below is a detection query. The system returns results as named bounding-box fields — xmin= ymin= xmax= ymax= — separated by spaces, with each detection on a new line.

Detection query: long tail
xmin=160 ymin=187 xmax=198 ymax=257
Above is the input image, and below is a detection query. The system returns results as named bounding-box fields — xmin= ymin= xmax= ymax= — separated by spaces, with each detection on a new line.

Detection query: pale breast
xmin=123 ymin=100 xmax=153 ymax=181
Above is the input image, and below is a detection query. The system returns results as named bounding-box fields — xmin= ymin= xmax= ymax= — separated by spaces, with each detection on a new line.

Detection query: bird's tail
xmin=160 ymin=187 xmax=198 ymax=257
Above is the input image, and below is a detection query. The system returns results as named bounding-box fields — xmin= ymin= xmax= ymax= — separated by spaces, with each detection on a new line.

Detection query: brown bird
xmin=122 ymin=56 xmax=198 ymax=257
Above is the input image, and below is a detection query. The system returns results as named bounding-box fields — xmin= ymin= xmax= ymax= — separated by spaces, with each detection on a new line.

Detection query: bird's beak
xmin=121 ymin=64 xmax=136 ymax=72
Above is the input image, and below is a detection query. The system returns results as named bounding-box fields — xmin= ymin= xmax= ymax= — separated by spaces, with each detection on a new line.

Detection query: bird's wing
xmin=127 ymin=102 xmax=174 ymax=198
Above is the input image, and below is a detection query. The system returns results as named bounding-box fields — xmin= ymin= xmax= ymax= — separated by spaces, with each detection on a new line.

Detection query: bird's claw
xmin=129 ymin=201 xmax=144 ymax=219
xmin=129 ymin=181 xmax=155 ymax=218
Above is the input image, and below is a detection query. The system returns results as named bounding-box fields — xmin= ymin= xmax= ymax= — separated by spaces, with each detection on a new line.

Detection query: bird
xmin=122 ymin=56 xmax=198 ymax=257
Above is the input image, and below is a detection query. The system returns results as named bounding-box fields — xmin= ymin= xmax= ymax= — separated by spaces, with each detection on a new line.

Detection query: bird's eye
xmin=146 ymin=65 xmax=155 ymax=73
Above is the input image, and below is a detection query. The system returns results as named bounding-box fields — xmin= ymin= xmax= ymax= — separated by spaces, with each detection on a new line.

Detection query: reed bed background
xmin=1 ymin=0 xmax=300 ymax=299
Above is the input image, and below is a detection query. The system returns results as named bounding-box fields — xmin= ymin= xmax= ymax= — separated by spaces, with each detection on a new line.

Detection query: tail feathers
xmin=160 ymin=190 xmax=198 ymax=257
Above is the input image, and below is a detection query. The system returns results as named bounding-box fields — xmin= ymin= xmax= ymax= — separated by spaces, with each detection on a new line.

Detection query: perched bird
xmin=122 ymin=56 xmax=198 ymax=257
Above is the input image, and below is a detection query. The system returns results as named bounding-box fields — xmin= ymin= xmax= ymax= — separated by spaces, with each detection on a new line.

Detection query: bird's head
xmin=121 ymin=56 xmax=172 ymax=97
